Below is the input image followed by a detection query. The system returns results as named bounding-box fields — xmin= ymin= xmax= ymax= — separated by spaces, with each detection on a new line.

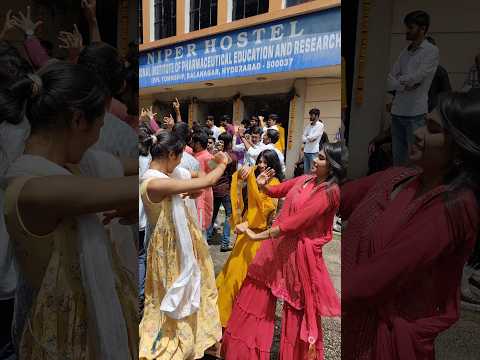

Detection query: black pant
xmin=0 ymin=298 xmax=14 ymax=357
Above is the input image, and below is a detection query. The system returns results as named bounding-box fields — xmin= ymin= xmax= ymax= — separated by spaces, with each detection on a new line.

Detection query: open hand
xmin=239 ymin=166 xmax=250 ymax=180
xmin=180 ymin=191 xmax=202 ymax=199
xmin=1 ymin=10 xmax=15 ymax=38
xmin=173 ymin=97 xmax=180 ymax=112
xmin=102 ymin=209 xmax=138 ymax=226
xmin=256 ymin=167 xmax=275 ymax=188
xmin=58 ymin=24 xmax=83 ymax=49
xmin=12 ymin=6 xmax=43 ymax=35
xmin=235 ymin=222 xmax=249 ymax=234
xmin=237 ymin=126 xmax=245 ymax=137
xmin=163 ymin=114 xmax=175 ymax=129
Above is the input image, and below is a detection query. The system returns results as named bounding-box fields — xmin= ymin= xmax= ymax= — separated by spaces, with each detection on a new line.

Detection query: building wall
xmin=140 ymin=0 xmax=340 ymax=49
xmin=389 ymin=0 xmax=480 ymax=91
xmin=347 ymin=0 xmax=479 ymax=179
xmin=347 ymin=0 xmax=395 ymax=179
xmin=304 ymin=78 xmax=341 ymax=140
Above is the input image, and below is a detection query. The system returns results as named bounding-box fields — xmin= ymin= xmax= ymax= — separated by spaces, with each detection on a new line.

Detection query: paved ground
xmin=435 ymin=306 xmax=480 ymax=360
xmin=207 ymin=222 xmax=341 ymax=360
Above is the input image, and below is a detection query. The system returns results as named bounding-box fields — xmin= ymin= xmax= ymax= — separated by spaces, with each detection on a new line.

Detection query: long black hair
xmin=255 ymin=149 xmax=284 ymax=181
xmin=439 ymin=91 xmax=480 ymax=193
xmin=323 ymin=141 xmax=348 ymax=185
xmin=437 ymin=91 xmax=480 ymax=264
xmin=0 ymin=40 xmax=33 ymax=82
xmin=0 ymin=62 xmax=108 ymax=131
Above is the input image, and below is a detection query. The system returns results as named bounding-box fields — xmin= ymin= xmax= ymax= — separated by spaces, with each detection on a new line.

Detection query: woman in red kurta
xmin=221 ymin=142 xmax=347 ymax=360
xmin=341 ymin=91 xmax=480 ymax=359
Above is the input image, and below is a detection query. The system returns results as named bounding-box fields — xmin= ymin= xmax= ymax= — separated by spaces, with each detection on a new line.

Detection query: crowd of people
xmin=1 ymin=3 xmax=479 ymax=360
xmin=137 ymin=95 xmax=341 ymax=359
xmin=0 ymin=2 xmax=140 ymax=359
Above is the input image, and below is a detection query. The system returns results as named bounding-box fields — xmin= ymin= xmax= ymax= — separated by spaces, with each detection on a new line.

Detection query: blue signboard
xmin=139 ymin=7 xmax=340 ymax=88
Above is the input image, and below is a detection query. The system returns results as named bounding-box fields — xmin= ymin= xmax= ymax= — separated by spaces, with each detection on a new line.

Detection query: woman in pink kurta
xmin=193 ymin=131 xmax=215 ymax=233
xmin=341 ymin=91 xmax=480 ymax=359
xmin=221 ymin=142 xmax=347 ymax=360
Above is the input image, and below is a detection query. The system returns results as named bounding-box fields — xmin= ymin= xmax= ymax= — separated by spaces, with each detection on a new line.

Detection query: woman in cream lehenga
xmin=1 ymin=62 xmax=138 ymax=359
xmin=216 ymin=149 xmax=284 ymax=329
xmin=139 ymin=130 xmax=228 ymax=360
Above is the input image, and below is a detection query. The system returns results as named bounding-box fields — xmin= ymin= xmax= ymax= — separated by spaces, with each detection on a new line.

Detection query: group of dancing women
xmin=138 ymin=115 xmax=346 ymax=360
xmin=138 ymin=91 xmax=480 ymax=360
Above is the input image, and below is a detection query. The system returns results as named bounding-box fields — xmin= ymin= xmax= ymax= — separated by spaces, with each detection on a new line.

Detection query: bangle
xmin=268 ymin=229 xmax=272 ymax=238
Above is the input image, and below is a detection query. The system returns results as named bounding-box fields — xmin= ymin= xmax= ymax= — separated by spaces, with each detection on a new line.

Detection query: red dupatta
xmin=247 ymin=176 xmax=341 ymax=347
xmin=341 ymin=167 xmax=478 ymax=360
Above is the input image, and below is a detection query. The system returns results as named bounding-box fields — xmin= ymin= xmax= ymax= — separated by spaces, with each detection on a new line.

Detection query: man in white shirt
xmin=233 ymin=126 xmax=263 ymax=166
xmin=387 ymin=10 xmax=439 ymax=166
xmin=302 ymin=108 xmax=325 ymax=174
xmin=206 ymin=115 xmax=222 ymax=141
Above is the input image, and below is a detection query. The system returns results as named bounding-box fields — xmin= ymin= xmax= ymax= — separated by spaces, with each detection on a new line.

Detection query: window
xmin=232 ymin=0 xmax=268 ymax=21
xmin=286 ymin=0 xmax=314 ymax=6
xmin=154 ymin=0 xmax=176 ymax=40
xmin=138 ymin=0 xmax=143 ymax=43
xmin=190 ymin=0 xmax=217 ymax=32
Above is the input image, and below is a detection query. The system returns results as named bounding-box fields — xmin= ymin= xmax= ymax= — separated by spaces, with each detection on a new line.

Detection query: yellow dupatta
xmin=275 ymin=125 xmax=286 ymax=154
xmin=230 ymin=166 xmax=279 ymax=231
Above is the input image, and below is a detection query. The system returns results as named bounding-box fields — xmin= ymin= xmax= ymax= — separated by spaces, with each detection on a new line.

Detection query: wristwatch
xmin=25 ymin=29 xmax=34 ymax=37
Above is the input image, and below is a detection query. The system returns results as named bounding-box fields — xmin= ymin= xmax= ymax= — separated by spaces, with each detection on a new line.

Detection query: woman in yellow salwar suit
xmin=216 ymin=149 xmax=284 ymax=327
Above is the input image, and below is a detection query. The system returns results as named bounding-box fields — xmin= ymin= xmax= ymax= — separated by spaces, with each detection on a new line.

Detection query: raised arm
xmin=243 ymin=185 xmax=340 ymax=240
xmin=58 ymin=24 xmax=84 ymax=64
xmin=11 ymin=6 xmax=47 ymax=69
xmin=258 ymin=171 xmax=303 ymax=199
xmin=146 ymin=155 xmax=228 ymax=201
xmin=277 ymin=184 xmax=339 ymax=234
xmin=82 ymin=0 xmax=101 ymax=43
xmin=173 ymin=97 xmax=182 ymax=123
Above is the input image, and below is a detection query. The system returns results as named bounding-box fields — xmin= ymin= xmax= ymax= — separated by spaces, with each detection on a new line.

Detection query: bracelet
xmin=268 ymin=229 xmax=272 ymax=238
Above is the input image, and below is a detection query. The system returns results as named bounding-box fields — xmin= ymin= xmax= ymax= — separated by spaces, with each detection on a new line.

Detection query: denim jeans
xmin=207 ymin=195 xmax=232 ymax=248
xmin=303 ymin=152 xmax=318 ymax=174
xmin=391 ymin=114 xmax=426 ymax=166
